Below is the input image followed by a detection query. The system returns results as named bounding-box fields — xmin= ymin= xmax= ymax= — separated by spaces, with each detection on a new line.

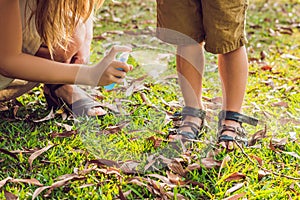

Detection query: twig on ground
xmin=235 ymin=141 xmax=300 ymax=181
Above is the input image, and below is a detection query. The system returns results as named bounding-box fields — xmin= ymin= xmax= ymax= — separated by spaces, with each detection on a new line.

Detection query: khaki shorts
xmin=156 ymin=0 xmax=248 ymax=54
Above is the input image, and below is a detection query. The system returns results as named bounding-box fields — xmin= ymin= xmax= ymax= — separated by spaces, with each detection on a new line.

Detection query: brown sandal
xmin=217 ymin=110 xmax=258 ymax=146
xmin=168 ymin=106 xmax=207 ymax=140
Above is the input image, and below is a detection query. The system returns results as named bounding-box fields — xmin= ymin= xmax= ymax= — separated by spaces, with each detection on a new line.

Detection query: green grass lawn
xmin=0 ymin=0 xmax=299 ymax=199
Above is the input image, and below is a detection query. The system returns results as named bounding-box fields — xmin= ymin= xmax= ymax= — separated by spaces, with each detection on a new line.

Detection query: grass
xmin=0 ymin=0 xmax=299 ymax=199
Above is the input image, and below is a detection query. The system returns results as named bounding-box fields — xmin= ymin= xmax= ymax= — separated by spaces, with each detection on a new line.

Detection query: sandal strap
xmin=168 ymin=128 xmax=197 ymax=140
xmin=218 ymin=135 xmax=248 ymax=144
xmin=218 ymin=125 xmax=246 ymax=137
xmin=218 ymin=125 xmax=248 ymax=145
xmin=180 ymin=121 xmax=201 ymax=133
xmin=44 ymin=84 xmax=65 ymax=109
xmin=182 ymin=106 xmax=206 ymax=121
xmin=218 ymin=110 xmax=258 ymax=127
xmin=70 ymin=98 xmax=102 ymax=116
xmin=169 ymin=121 xmax=201 ymax=140
xmin=168 ymin=107 xmax=206 ymax=140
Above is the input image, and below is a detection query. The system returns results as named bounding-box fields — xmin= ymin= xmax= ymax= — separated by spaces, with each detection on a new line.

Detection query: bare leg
xmin=218 ymin=46 xmax=248 ymax=149
xmin=170 ymin=43 xmax=205 ymax=138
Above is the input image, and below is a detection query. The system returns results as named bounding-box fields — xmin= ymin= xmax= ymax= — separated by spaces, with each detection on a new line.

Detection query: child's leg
xmin=201 ymin=0 xmax=255 ymax=148
xmin=156 ymin=0 xmax=207 ymax=139
xmin=170 ymin=43 xmax=205 ymax=138
xmin=177 ymin=43 xmax=205 ymax=109
xmin=218 ymin=46 xmax=248 ymax=149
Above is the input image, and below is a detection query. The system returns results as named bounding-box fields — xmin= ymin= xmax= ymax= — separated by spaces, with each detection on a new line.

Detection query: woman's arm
xmin=0 ymin=0 xmax=131 ymax=86
xmin=0 ymin=0 xmax=85 ymax=84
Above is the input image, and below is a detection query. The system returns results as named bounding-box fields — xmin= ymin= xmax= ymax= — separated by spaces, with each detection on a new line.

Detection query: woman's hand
xmin=88 ymin=45 xmax=132 ymax=86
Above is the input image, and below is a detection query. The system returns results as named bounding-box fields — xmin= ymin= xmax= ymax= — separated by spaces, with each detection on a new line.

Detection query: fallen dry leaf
xmin=119 ymin=160 xmax=140 ymax=174
xmin=4 ymin=190 xmax=18 ymax=200
xmin=277 ymin=26 xmax=293 ymax=35
xmin=279 ymin=118 xmax=300 ymax=125
xmin=122 ymin=190 xmax=132 ymax=198
xmin=165 ymin=191 xmax=186 ymax=200
xmin=128 ymin=177 xmax=157 ymax=195
xmin=271 ymin=101 xmax=288 ymax=108
xmin=289 ymin=132 xmax=297 ymax=141
xmin=87 ymin=159 xmax=120 ymax=168
xmin=201 ymin=157 xmax=222 ymax=169
xmin=0 ymin=148 xmax=18 ymax=160
xmin=96 ymin=167 xmax=122 ymax=177
xmin=0 ymin=177 xmax=12 ymax=188
xmin=32 ymin=174 xmax=84 ymax=199
xmin=118 ymin=185 xmax=127 ymax=200
xmin=260 ymin=50 xmax=268 ymax=60
xmin=248 ymin=125 xmax=267 ymax=146
xmin=224 ymin=182 xmax=244 ymax=196
xmin=127 ymin=178 xmax=147 ymax=187
xmin=99 ymin=102 xmax=120 ymax=113
xmin=289 ymin=182 xmax=300 ymax=196
xmin=13 ymin=105 xmax=20 ymax=119
xmin=73 ymin=166 xmax=96 ymax=176
xmin=224 ymin=172 xmax=246 ymax=182
xmin=10 ymin=148 xmax=36 ymax=154
xmin=258 ymin=169 xmax=271 ymax=180
xmin=125 ymin=76 xmax=148 ymax=97
xmin=147 ymin=174 xmax=174 ymax=186
xmin=147 ymin=136 xmax=162 ymax=148
xmin=281 ymin=151 xmax=300 ymax=160
xmin=185 ymin=163 xmax=201 ymax=172
xmin=54 ymin=122 xmax=73 ymax=131
xmin=0 ymin=177 xmax=43 ymax=189
xmin=140 ymin=92 xmax=151 ymax=105
xmin=218 ymin=155 xmax=231 ymax=179
xmin=211 ymin=97 xmax=223 ymax=104
xmin=0 ymin=103 xmax=8 ymax=111
xmin=281 ymin=53 xmax=300 ymax=61
xmin=28 ymin=143 xmax=55 ymax=170
xmin=261 ymin=65 xmax=272 ymax=71
xmin=32 ymin=108 xmax=55 ymax=122
xmin=250 ymin=155 xmax=263 ymax=166
xmin=102 ymin=121 xmax=130 ymax=134
xmin=269 ymin=139 xmax=283 ymax=153
xmin=222 ymin=192 xmax=246 ymax=200
xmin=160 ymin=98 xmax=182 ymax=111
xmin=11 ymin=178 xmax=43 ymax=186
xmin=51 ymin=130 xmax=77 ymax=138
xmin=272 ymin=138 xmax=288 ymax=146
xmin=144 ymin=155 xmax=173 ymax=172
xmin=144 ymin=155 xmax=158 ymax=172
xmin=166 ymin=171 xmax=185 ymax=185
xmin=185 ymin=180 xmax=206 ymax=189
xmin=168 ymin=160 xmax=186 ymax=177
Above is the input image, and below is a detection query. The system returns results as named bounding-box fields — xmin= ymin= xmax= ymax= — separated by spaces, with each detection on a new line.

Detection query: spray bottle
xmin=104 ymin=52 xmax=129 ymax=90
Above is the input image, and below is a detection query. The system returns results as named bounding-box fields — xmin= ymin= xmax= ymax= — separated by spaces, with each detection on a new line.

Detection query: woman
xmin=0 ymin=0 xmax=132 ymax=116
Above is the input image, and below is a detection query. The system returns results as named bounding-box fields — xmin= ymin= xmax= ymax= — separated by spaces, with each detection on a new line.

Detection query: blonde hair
xmin=28 ymin=0 xmax=104 ymax=58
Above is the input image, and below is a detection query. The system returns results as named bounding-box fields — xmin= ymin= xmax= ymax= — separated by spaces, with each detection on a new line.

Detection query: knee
xmin=177 ymin=42 xmax=204 ymax=58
